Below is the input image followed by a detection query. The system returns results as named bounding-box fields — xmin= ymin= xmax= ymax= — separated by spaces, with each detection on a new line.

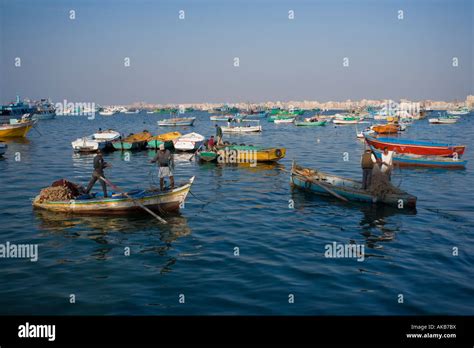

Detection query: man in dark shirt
xmin=215 ymin=124 xmax=223 ymax=145
xmin=150 ymin=143 xmax=174 ymax=191
xmin=85 ymin=150 xmax=110 ymax=197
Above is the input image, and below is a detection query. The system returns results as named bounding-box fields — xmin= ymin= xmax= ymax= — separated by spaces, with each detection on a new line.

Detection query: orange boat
xmin=0 ymin=116 xmax=36 ymax=138
xmin=371 ymin=123 xmax=399 ymax=134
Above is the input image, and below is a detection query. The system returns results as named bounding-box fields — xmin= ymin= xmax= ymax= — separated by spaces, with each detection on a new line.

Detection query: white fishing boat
xmin=221 ymin=125 xmax=262 ymax=133
xmin=274 ymin=117 xmax=295 ymax=124
xmin=173 ymin=132 xmax=205 ymax=152
xmin=71 ymin=129 xmax=121 ymax=152
xmin=158 ymin=117 xmax=196 ymax=126
xmin=429 ymin=118 xmax=457 ymax=124
xmin=32 ymin=99 xmax=56 ymax=120
xmin=356 ymin=128 xmax=376 ymax=138
xmin=99 ymin=108 xmax=118 ymax=116
xmin=0 ymin=142 xmax=7 ymax=156
xmin=124 ymin=109 xmax=140 ymax=114
xmin=447 ymin=108 xmax=469 ymax=116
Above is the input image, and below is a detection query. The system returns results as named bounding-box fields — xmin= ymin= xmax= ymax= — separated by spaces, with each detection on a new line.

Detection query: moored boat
xmin=371 ymin=123 xmax=400 ymax=134
xmin=274 ymin=117 xmax=296 ymax=124
xmin=157 ymin=117 xmax=196 ymax=126
xmin=0 ymin=114 xmax=36 ymax=138
xmin=429 ymin=117 xmax=457 ymax=124
xmin=364 ymin=135 xmax=466 ymax=157
xmin=0 ymin=142 xmax=7 ymax=156
xmin=370 ymin=147 xmax=467 ymax=169
xmin=71 ymin=130 xmax=121 ymax=152
xmin=173 ymin=132 xmax=205 ymax=152
xmin=112 ymin=131 xmax=153 ymax=151
xmin=218 ymin=145 xmax=285 ymax=162
xmin=294 ymin=120 xmax=327 ymax=126
xmin=221 ymin=124 xmax=262 ymax=133
xmin=290 ymin=162 xmax=417 ymax=209
xmin=33 ymin=177 xmax=195 ymax=215
xmin=147 ymin=131 xmax=182 ymax=149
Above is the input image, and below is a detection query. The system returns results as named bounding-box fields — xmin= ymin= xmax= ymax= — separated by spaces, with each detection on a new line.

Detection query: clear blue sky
xmin=0 ymin=0 xmax=472 ymax=104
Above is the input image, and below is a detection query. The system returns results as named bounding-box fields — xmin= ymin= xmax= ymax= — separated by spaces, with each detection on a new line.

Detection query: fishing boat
xmin=71 ymin=130 xmax=121 ymax=152
xmin=147 ymin=131 xmax=182 ymax=149
xmin=99 ymin=108 xmax=118 ymax=116
xmin=0 ymin=142 xmax=7 ymax=156
xmin=447 ymin=107 xmax=469 ymax=116
xmin=33 ymin=177 xmax=195 ymax=215
xmin=0 ymin=114 xmax=36 ymax=138
xmin=371 ymin=123 xmax=400 ymax=134
xmin=173 ymin=132 xmax=205 ymax=152
xmin=124 ymin=109 xmax=140 ymax=114
xmin=290 ymin=162 xmax=417 ymax=209
xmin=221 ymin=120 xmax=262 ymax=133
xmin=333 ymin=115 xmax=362 ymax=125
xmin=274 ymin=117 xmax=296 ymax=124
xmin=219 ymin=145 xmax=285 ymax=162
xmin=429 ymin=117 xmax=457 ymax=124
xmin=370 ymin=147 xmax=467 ymax=169
xmin=294 ymin=120 xmax=327 ymax=126
xmin=356 ymin=128 xmax=376 ymax=138
xmin=112 ymin=131 xmax=153 ymax=151
xmin=0 ymin=96 xmax=36 ymax=117
xmin=209 ymin=114 xmax=243 ymax=122
xmin=196 ymin=150 xmax=218 ymax=162
xmin=268 ymin=115 xmax=295 ymax=123
xmin=157 ymin=117 xmax=196 ymax=126
xmin=32 ymin=99 xmax=56 ymax=120
xmin=364 ymin=135 xmax=466 ymax=157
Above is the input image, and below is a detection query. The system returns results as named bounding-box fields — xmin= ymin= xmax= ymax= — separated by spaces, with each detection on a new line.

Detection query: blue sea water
xmin=0 ymin=111 xmax=473 ymax=315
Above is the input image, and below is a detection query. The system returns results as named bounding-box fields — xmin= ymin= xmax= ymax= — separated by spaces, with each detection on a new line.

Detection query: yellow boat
xmin=0 ymin=119 xmax=36 ymax=138
xmin=217 ymin=145 xmax=286 ymax=162
xmin=150 ymin=131 xmax=181 ymax=142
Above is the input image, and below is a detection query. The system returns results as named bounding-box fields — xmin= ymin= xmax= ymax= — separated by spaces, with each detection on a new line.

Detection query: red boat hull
xmin=366 ymin=137 xmax=465 ymax=157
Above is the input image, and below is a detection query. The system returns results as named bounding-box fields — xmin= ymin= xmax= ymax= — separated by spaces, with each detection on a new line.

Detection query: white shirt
xmin=381 ymin=151 xmax=393 ymax=173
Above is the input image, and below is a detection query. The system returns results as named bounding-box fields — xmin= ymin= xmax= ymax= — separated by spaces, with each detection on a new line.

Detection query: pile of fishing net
xmin=36 ymin=179 xmax=85 ymax=202
xmin=369 ymin=165 xmax=403 ymax=198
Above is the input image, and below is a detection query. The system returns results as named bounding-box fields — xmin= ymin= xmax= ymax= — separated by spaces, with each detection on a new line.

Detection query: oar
xmin=99 ymin=176 xmax=167 ymax=224
xmin=279 ymin=167 xmax=349 ymax=202
xmin=189 ymin=148 xmax=200 ymax=161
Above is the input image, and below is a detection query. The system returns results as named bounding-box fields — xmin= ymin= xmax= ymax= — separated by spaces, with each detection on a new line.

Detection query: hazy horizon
xmin=1 ymin=0 xmax=473 ymax=104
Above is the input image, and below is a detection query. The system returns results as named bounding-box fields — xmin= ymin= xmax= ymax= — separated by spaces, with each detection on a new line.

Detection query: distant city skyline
xmin=1 ymin=0 xmax=473 ymax=104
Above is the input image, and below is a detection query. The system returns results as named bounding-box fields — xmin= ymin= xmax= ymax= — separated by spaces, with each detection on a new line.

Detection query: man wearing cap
xmin=150 ymin=143 xmax=174 ymax=191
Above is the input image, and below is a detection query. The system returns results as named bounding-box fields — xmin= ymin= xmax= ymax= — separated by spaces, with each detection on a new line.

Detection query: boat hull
xmin=365 ymin=135 xmax=466 ymax=157
xmin=0 ymin=121 xmax=35 ymax=138
xmin=221 ymin=125 xmax=262 ymax=133
xmin=218 ymin=145 xmax=286 ymax=162
xmin=372 ymin=150 xmax=467 ymax=169
xmin=290 ymin=164 xmax=416 ymax=209
xmin=33 ymin=178 xmax=194 ymax=214
xmin=157 ymin=117 xmax=196 ymax=126
xmin=294 ymin=121 xmax=327 ymax=126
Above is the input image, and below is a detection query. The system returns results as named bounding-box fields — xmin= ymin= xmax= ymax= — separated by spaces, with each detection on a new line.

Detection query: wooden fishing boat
xmin=173 ymin=132 xmax=205 ymax=152
xmin=274 ymin=117 xmax=295 ymax=124
xmin=268 ymin=115 xmax=295 ymax=123
xmin=147 ymin=131 xmax=181 ymax=148
xmin=196 ymin=150 xmax=218 ymax=162
xmin=370 ymin=147 xmax=467 ymax=169
xmin=72 ymin=130 xmax=121 ymax=152
xmin=294 ymin=120 xmax=327 ymax=127
xmin=112 ymin=131 xmax=153 ymax=151
xmin=221 ymin=125 xmax=262 ymax=133
xmin=0 ymin=117 xmax=36 ymax=138
xmin=217 ymin=145 xmax=285 ymax=162
xmin=0 ymin=142 xmax=7 ymax=156
xmin=371 ymin=123 xmax=400 ymax=134
xmin=333 ymin=115 xmax=362 ymax=125
xmin=33 ymin=177 xmax=195 ymax=215
xmin=429 ymin=118 xmax=457 ymax=124
xmin=157 ymin=117 xmax=195 ymax=126
xmin=290 ymin=162 xmax=417 ymax=209
xmin=364 ymin=135 xmax=466 ymax=157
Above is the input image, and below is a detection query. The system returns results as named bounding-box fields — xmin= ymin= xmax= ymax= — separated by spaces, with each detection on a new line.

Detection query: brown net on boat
xmin=369 ymin=165 xmax=403 ymax=199
xmin=36 ymin=180 xmax=84 ymax=202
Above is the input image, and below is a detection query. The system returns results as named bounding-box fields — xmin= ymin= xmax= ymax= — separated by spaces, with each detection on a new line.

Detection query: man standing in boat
xmin=150 ymin=143 xmax=174 ymax=191
xmin=85 ymin=150 xmax=110 ymax=197
xmin=381 ymin=147 xmax=394 ymax=181
xmin=361 ymin=149 xmax=376 ymax=190
xmin=215 ymin=124 xmax=223 ymax=145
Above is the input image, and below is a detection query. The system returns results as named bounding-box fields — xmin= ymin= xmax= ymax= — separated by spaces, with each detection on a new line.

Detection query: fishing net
xmin=369 ymin=165 xmax=403 ymax=198
xmin=36 ymin=180 xmax=84 ymax=202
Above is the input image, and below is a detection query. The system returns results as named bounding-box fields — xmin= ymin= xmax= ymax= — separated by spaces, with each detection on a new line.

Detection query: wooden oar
xmin=279 ymin=167 xmax=349 ymax=202
xmin=100 ymin=176 xmax=167 ymax=224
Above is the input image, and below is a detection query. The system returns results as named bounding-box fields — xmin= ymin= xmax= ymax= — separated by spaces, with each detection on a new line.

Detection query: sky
xmin=0 ymin=0 xmax=473 ymax=104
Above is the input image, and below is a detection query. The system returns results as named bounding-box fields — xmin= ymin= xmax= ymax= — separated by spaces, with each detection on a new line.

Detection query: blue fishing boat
xmin=290 ymin=162 xmax=417 ymax=209
xmin=370 ymin=147 xmax=467 ymax=169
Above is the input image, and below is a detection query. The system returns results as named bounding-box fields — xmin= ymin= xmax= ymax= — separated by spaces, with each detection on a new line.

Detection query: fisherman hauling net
xmin=368 ymin=164 xmax=403 ymax=199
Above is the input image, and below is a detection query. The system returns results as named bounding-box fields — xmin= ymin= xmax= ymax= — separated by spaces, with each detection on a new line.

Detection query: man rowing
xmin=150 ymin=143 xmax=174 ymax=191
xmin=85 ymin=149 xmax=110 ymax=197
